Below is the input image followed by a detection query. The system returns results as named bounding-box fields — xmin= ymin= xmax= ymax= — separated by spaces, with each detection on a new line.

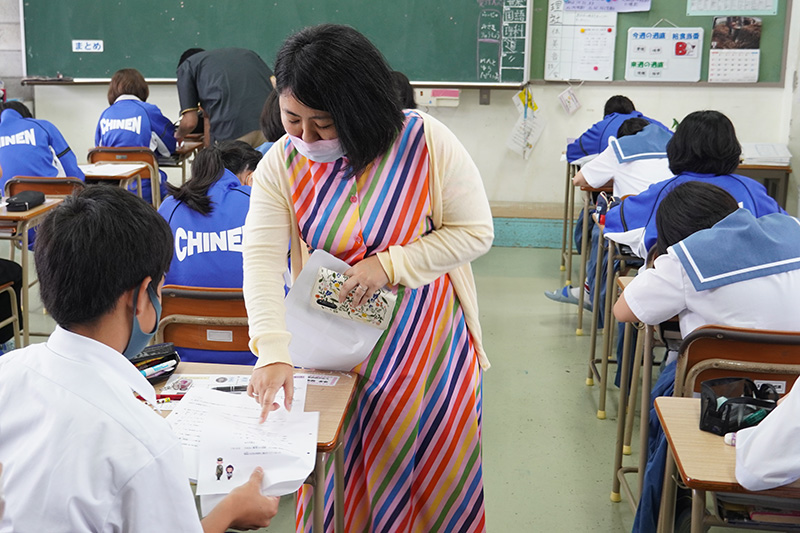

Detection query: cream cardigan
xmin=242 ymin=111 xmax=494 ymax=370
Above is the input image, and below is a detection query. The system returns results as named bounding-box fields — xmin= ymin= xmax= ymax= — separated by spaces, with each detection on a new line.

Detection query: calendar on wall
xmin=625 ymin=27 xmax=703 ymax=82
xmin=708 ymin=15 xmax=761 ymax=82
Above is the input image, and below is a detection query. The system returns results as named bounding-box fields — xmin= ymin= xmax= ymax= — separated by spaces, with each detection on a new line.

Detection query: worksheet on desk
xmin=166 ymin=375 xmax=309 ymax=481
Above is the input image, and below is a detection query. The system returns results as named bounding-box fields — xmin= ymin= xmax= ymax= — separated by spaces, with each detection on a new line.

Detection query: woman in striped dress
xmin=243 ymin=24 xmax=494 ymax=532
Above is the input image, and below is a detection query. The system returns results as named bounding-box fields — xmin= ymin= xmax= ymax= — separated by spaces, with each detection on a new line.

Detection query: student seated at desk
xmin=605 ymin=110 xmax=784 ymax=260
xmin=0 ymin=186 xmax=278 ymax=532
xmin=95 ymin=68 xmax=176 ymax=204
xmin=614 ymin=181 xmax=800 ymax=533
xmin=546 ymin=118 xmax=673 ymax=321
xmin=0 ymin=101 xmax=85 ymax=186
xmin=159 ymin=142 xmax=262 ymax=364
xmin=566 ymin=95 xmax=669 ymax=164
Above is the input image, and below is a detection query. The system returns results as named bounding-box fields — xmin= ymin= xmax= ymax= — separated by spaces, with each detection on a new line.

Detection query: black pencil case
xmin=6 ymin=190 xmax=45 ymax=212
xmin=129 ymin=342 xmax=181 ymax=384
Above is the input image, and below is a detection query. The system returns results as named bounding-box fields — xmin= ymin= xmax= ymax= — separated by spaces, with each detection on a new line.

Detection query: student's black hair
xmin=178 ymin=48 xmax=205 ymax=69
xmin=0 ymin=101 xmax=33 ymax=118
xmin=616 ymin=117 xmax=650 ymax=139
xmin=655 ymin=181 xmax=739 ymax=256
xmin=259 ymin=90 xmax=285 ymax=143
xmin=603 ymin=95 xmax=635 ymax=116
xmin=35 ymin=186 xmax=173 ymax=329
xmin=666 ymin=110 xmax=741 ymax=176
xmin=274 ymin=24 xmax=404 ymax=178
xmin=391 ymin=71 xmax=416 ymax=109
xmin=166 ymin=141 xmax=262 ymax=215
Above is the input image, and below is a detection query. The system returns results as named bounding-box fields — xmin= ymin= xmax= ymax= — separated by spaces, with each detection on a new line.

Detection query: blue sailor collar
xmin=610 ymin=124 xmax=673 ymax=163
xmin=672 ymin=209 xmax=800 ymax=291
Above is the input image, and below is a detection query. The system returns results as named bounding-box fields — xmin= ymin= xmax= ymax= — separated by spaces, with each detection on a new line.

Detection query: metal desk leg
xmin=657 ymin=452 xmax=678 ymax=533
xmin=21 ymin=227 xmax=29 ymax=347
xmin=639 ymin=325 xmax=654 ymax=496
xmin=587 ymin=223 xmax=606 ymax=388
xmin=598 ymin=238 xmax=618 ymax=419
xmin=335 ymin=445 xmax=344 ymax=533
xmin=611 ymin=322 xmax=636 ymax=503
xmin=566 ymin=183 xmax=576 ymax=286
xmin=314 ymin=451 xmax=325 ymax=532
xmin=560 ymin=162 xmax=572 ymax=271
xmin=624 ymin=323 xmax=645 ymax=455
xmin=691 ymin=490 xmax=706 ymax=533
xmin=576 ymin=191 xmax=590 ymax=336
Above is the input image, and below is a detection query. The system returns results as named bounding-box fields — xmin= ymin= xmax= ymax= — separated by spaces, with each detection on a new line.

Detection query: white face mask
xmin=288 ymin=134 xmax=345 ymax=163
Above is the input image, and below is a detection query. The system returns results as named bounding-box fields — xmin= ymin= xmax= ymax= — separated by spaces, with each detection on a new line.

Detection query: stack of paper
xmin=166 ymin=375 xmax=318 ymax=515
xmin=741 ymin=143 xmax=792 ymax=166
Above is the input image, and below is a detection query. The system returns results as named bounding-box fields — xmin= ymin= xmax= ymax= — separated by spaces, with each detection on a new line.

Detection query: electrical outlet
xmin=479 ymin=89 xmax=491 ymax=105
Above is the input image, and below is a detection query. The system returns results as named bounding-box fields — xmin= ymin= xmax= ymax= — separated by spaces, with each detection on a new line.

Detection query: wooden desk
xmin=737 ymin=164 xmax=792 ymax=209
xmin=158 ymin=141 xmax=203 ymax=184
xmin=656 ymin=397 xmax=800 ymax=532
xmin=0 ymin=198 xmax=63 ymax=346
xmin=156 ymin=362 xmax=358 ymax=533
xmin=79 ymin=163 xmax=147 ymax=198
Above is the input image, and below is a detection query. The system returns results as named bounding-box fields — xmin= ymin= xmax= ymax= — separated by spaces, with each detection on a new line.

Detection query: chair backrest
xmin=4 ymin=176 xmax=86 ymax=197
xmin=155 ymin=285 xmax=250 ymax=352
xmin=87 ymin=146 xmax=161 ymax=206
xmin=674 ymin=325 xmax=800 ymax=398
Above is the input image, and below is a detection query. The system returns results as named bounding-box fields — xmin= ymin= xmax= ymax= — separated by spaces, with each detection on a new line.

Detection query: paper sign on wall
xmin=545 ymin=0 xmax=617 ymax=81
xmin=625 ymin=27 xmax=703 ymax=82
xmin=687 ymin=0 xmax=777 ymax=16
xmin=708 ymin=16 xmax=761 ymax=82
xmin=564 ymin=0 xmax=651 ymax=12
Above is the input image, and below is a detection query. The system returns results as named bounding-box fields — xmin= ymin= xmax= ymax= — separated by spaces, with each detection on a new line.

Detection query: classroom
xmin=1 ymin=0 xmax=800 ymax=531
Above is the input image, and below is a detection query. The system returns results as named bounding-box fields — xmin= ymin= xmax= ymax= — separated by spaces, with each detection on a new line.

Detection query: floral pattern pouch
xmin=312 ymin=267 xmax=396 ymax=330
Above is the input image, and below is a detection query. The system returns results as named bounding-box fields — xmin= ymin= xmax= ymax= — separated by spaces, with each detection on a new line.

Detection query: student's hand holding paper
xmin=249 ymin=363 xmax=294 ymax=423
xmin=202 ymin=467 xmax=279 ymax=532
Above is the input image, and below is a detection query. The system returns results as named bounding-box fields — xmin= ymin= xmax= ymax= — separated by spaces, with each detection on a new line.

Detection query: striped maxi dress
xmin=289 ymin=110 xmax=486 ymax=532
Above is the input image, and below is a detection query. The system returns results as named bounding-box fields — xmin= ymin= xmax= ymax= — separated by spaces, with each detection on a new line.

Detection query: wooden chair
xmin=154 ymin=285 xmax=251 ymax=356
xmin=4 ymin=176 xmax=85 ymax=197
xmin=657 ymin=325 xmax=800 ymax=532
xmin=87 ymin=147 xmax=161 ymax=207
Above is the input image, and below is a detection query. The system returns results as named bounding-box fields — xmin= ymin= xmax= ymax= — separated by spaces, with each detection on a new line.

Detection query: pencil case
xmin=6 ymin=190 xmax=45 ymax=212
xmin=311 ymin=267 xmax=396 ymax=330
xmin=699 ymin=377 xmax=778 ymax=436
xmin=129 ymin=342 xmax=181 ymax=384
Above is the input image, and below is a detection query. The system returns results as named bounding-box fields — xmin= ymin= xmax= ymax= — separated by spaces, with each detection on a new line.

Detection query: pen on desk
xmin=212 ymin=385 xmax=248 ymax=392
xmin=140 ymin=360 xmax=177 ymax=378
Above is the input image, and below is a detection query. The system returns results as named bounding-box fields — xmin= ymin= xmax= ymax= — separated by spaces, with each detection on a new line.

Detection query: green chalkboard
xmin=23 ymin=0 xmax=531 ymax=84
xmin=530 ymin=0 xmax=790 ymax=83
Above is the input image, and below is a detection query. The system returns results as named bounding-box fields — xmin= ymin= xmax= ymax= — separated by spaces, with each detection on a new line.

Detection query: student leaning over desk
xmin=0 ymin=186 xmax=278 ymax=532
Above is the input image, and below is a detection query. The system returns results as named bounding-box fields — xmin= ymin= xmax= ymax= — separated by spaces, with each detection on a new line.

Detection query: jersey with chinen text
xmin=95 ymin=97 xmax=176 ymax=157
xmin=158 ymin=169 xmax=250 ymax=288
xmin=0 ymin=108 xmax=85 ymax=186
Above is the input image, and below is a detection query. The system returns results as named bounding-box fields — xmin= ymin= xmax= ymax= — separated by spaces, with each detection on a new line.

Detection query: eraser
xmin=724 ymin=432 xmax=736 ymax=446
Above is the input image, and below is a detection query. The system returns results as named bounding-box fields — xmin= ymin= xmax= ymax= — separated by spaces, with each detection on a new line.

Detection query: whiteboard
xmin=625 ymin=27 xmax=704 ymax=82
xmin=545 ymin=0 xmax=617 ymax=81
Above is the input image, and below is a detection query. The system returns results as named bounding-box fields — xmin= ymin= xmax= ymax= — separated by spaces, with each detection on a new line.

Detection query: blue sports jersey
xmin=566 ymin=111 xmax=670 ymax=163
xmin=0 ymin=108 xmax=85 ymax=188
xmin=95 ymin=96 xmax=176 ymax=204
xmin=604 ymin=172 xmax=785 ymax=259
xmin=158 ymin=169 xmax=254 ymax=364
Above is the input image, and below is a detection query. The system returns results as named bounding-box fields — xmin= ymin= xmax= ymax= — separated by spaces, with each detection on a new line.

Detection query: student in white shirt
xmin=0 ymin=186 xmax=279 ymax=533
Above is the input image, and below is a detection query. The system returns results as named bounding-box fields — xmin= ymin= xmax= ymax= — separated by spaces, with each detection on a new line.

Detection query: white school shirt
xmin=622 ymin=248 xmax=800 ymax=338
xmin=0 ymin=326 xmax=203 ymax=533
xmin=580 ymin=143 xmax=673 ymax=198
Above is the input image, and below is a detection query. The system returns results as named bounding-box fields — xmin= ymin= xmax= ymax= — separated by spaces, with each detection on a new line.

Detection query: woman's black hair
xmin=260 ymin=90 xmax=285 ymax=143
xmin=616 ymin=117 xmax=650 ymax=139
xmin=391 ymin=71 xmax=416 ymax=109
xmin=667 ymin=110 xmax=741 ymax=176
xmin=35 ymin=186 xmax=173 ymax=328
xmin=274 ymin=24 xmax=405 ymax=178
xmin=166 ymin=141 xmax=262 ymax=215
xmin=0 ymin=101 xmax=33 ymax=118
xmin=655 ymin=181 xmax=739 ymax=256
xmin=604 ymin=95 xmax=635 ymax=116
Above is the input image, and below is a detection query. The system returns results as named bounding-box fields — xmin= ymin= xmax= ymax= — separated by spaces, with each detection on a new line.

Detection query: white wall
xmin=32 ymin=2 xmax=800 ymax=216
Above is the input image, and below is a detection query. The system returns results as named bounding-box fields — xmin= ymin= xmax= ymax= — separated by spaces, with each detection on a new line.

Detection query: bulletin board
xmin=624 ymin=27 xmax=704 ymax=81
xmin=531 ymin=0 xmax=791 ymax=84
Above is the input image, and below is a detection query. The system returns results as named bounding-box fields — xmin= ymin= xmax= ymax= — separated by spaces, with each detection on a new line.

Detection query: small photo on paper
xmin=711 ymin=16 xmax=762 ymax=50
